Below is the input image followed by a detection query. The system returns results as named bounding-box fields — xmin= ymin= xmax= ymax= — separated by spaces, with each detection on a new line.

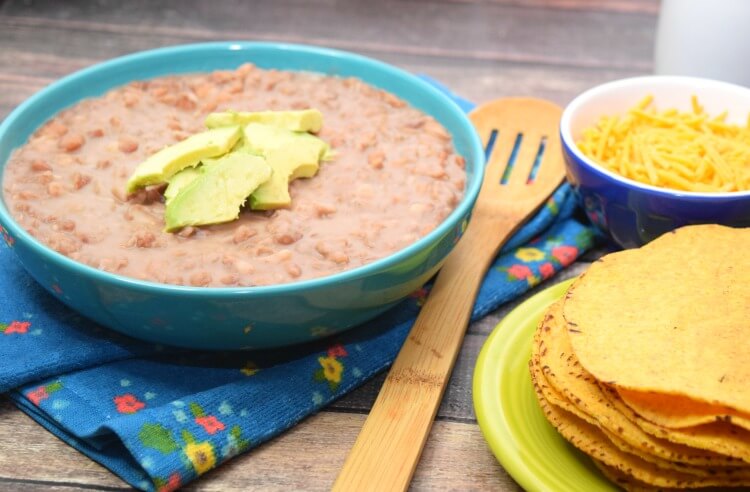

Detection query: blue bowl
xmin=560 ymin=75 xmax=750 ymax=249
xmin=0 ymin=42 xmax=484 ymax=350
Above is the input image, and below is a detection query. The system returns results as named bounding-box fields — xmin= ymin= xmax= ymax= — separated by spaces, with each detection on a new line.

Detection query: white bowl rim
xmin=560 ymin=74 xmax=750 ymax=199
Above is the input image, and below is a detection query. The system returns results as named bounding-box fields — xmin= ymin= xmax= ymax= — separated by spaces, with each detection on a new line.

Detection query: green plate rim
xmin=472 ymin=278 xmax=619 ymax=491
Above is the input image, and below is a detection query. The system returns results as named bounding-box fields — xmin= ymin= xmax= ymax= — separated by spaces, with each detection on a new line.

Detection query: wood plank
xmin=191 ymin=411 xmax=520 ymax=491
xmin=407 ymin=0 xmax=660 ymax=15
xmin=0 ymin=482 xmax=129 ymax=492
xmin=0 ymin=399 xmax=128 ymax=489
xmin=0 ymin=398 xmax=519 ymax=491
xmin=0 ymin=0 xmax=654 ymax=118
xmin=406 ymin=62 xmax=642 ymax=108
xmin=0 ymin=50 xmax=643 ymax=121
xmin=0 ymin=0 xmax=656 ymax=71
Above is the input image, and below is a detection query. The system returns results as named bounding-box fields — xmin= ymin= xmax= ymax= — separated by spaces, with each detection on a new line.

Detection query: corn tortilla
xmin=534 ymin=301 xmax=744 ymax=468
xmin=531 ymin=377 xmax=750 ymax=488
xmin=618 ymin=388 xmax=750 ymax=432
xmin=591 ymin=460 xmax=682 ymax=492
xmin=531 ymin=347 xmax=732 ymax=476
xmin=600 ymin=383 xmax=750 ymax=464
xmin=564 ymin=225 xmax=750 ymax=414
xmin=530 ymin=311 xmax=597 ymax=425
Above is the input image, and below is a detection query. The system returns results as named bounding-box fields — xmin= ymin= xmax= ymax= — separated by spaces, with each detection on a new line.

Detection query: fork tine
xmin=470 ymin=101 xmax=523 ymax=185
xmin=482 ymin=129 xmax=516 ymax=184
xmin=531 ymin=130 xmax=565 ymax=191
xmin=476 ymin=125 xmax=496 ymax=156
xmin=470 ymin=99 xmax=561 ymax=188
xmin=474 ymin=125 xmax=505 ymax=183
xmin=506 ymin=130 xmax=543 ymax=187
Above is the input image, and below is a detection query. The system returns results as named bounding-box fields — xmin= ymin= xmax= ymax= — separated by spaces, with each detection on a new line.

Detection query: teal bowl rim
xmin=0 ymin=41 xmax=484 ymax=297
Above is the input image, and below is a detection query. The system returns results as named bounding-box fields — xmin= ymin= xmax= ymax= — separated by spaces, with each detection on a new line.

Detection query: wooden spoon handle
xmin=332 ymin=215 xmax=515 ymax=491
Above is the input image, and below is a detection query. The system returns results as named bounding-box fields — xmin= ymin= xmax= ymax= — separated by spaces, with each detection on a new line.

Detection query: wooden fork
xmin=333 ymin=98 xmax=566 ymax=492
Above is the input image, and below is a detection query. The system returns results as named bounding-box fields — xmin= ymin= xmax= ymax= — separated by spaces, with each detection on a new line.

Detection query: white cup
xmin=654 ymin=0 xmax=750 ymax=87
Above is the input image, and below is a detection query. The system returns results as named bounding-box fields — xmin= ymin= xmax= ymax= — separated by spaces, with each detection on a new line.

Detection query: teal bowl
xmin=0 ymin=42 xmax=484 ymax=349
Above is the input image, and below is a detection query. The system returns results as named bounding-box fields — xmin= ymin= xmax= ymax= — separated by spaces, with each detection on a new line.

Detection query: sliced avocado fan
xmin=124 ymin=109 xmax=330 ymax=232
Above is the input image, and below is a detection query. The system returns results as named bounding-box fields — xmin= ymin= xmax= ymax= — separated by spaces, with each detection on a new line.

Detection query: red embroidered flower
xmin=409 ymin=286 xmax=430 ymax=307
xmin=409 ymin=287 xmax=428 ymax=299
xmin=507 ymin=264 xmax=532 ymax=280
xmin=4 ymin=321 xmax=30 ymax=334
xmin=195 ymin=415 xmax=225 ymax=435
xmin=327 ymin=344 xmax=348 ymax=358
xmin=27 ymin=386 xmax=50 ymax=406
xmin=539 ymin=262 xmax=555 ymax=280
xmin=51 ymin=284 xmax=63 ymax=294
xmin=114 ymin=393 xmax=145 ymax=414
xmin=551 ymin=245 xmax=578 ymax=266
xmin=158 ymin=473 xmax=181 ymax=492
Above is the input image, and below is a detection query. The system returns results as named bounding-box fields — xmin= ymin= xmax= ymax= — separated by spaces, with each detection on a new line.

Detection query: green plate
xmin=472 ymin=279 xmax=619 ymax=491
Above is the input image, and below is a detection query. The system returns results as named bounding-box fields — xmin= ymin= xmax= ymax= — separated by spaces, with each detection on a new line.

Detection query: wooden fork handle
xmin=332 ymin=213 xmax=520 ymax=492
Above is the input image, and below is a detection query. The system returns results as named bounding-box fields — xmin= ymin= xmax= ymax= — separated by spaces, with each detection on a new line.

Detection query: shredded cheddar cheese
xmin=577 ymin=96 xmax=750 ymax=192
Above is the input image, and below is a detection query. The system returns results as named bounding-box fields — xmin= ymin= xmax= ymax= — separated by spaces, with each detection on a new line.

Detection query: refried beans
xmin=2 ymin=64 xmax=466 ymax=287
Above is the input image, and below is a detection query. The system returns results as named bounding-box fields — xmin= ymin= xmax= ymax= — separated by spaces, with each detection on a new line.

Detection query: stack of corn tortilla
xmin=529 ymin=224 xmax=750 ymax=491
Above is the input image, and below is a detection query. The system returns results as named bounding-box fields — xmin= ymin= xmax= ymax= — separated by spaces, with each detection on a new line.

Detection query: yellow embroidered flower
xmin=318 ymin=356 xmax=343 ymax=384
xmin=240 ymin=361 xmax=259 ymax=376
xmin=185 ymin=441 xmax=216 ymax=475
xmin=515 ymin=247 xmax=545 ymax=262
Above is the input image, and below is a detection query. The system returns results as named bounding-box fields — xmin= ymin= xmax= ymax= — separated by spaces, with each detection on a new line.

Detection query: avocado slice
xmin=163 ymin=166 xmax=203 ymax=204
xmin=164 ymin=152 xmax=271 ymax=232
xmin=126 ymin=126 xmax=242 ymax=194
xmin=163 ymin=154 xmax=240 ymax=204
xmin=205 ymin=109 xmax=323 ymax=133
xmin=242 ymin=123 xmax=329 ymax=210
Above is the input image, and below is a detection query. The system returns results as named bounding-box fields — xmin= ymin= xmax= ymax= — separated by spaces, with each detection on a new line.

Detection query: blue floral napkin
xmin=0 ymin=82 xmax=598 ymax=491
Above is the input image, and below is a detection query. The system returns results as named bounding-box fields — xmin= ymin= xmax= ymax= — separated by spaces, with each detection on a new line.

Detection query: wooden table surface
xmin=0 ymin=0 xmax=657 ymax=490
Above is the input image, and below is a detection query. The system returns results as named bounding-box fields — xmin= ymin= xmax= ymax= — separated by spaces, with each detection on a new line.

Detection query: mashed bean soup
xmin=2 ymin=64 xmax=466 ymax=287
